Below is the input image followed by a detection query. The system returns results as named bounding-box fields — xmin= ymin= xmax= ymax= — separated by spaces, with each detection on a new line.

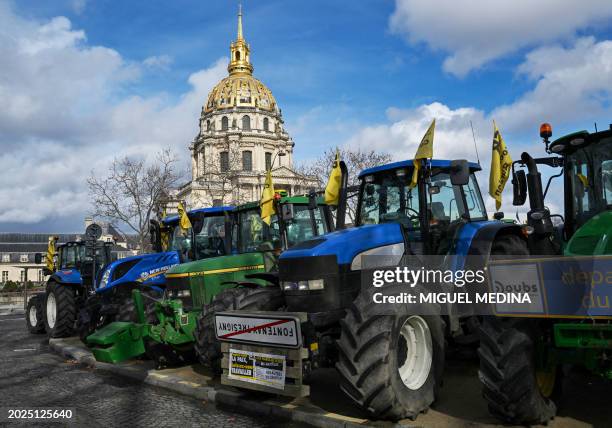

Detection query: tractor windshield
xmin=285 ymin=204 xmax=330 ymax=247
xmin=359 ymin=171 xmax=420 ymax=229
xmin=235 ymin=209 xmax=281 ymax=253
xmin=193 ymin=215 xmax=227 ymax=259
xmin=358 ymin=168 xmax=487 ymax=228
xmin=168 ymin=224 xmax=192 ymax=261
xmin=565 ymin=136 xmax=612 ymax=229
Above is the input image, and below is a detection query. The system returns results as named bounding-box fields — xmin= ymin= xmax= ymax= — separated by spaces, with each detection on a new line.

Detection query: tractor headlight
xmin=99 ymin=268 xmax=111 ymax=288
xmin=282 ymin=279 xmax=325 ymax=291
xmin=350 ymin=242 xmax=405 ymax=271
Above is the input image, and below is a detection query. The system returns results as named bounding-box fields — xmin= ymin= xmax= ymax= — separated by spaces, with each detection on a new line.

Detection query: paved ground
xmin=0 ymin=315 xmax=300 ymax=427
xmin=2 ymin=313 xmax=610 ymax=428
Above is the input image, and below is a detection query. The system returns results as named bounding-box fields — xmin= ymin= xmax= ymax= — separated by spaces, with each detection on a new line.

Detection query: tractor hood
xmin=565 ymin=211 xmax=612 ymax=256
xmin=96 ymin=251 xmax=180 ymax=293
xmin=279 ymin=223 xmax=404 ymax=265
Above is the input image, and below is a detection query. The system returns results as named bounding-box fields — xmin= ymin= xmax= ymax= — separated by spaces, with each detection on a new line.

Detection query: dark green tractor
xmin=479 ymin=124 xmax=612 ymax=424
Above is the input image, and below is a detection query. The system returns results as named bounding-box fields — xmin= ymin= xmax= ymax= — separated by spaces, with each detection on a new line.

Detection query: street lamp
xmin=270 ymin=150 xmax=286 ymax=169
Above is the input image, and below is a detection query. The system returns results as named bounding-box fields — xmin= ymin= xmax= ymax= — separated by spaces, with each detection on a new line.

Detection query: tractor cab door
xmin=423 ymin=171 xmax=487 ymax=255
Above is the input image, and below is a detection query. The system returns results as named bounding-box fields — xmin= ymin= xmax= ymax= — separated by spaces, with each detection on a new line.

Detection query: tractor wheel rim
xmin=397 ymin=315 xmax=433 ymax=390
xmin=46 ymin=293 xmax=57 ymax=329
xmin=29 ymin=305 xmax=37 ymax=326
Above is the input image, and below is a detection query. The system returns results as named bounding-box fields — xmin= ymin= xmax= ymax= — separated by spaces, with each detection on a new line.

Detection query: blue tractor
xmin=211 ymin=158 xmax=529 ymax=420
xmin=40 ymin=207 xmax=233 ymax=339
xmin=26 ymin=237 xmax=114 ymax=337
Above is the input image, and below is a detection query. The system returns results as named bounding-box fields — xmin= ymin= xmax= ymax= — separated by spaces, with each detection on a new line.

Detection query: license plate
xmin=215 ymin=312 xmax=301 ymax=348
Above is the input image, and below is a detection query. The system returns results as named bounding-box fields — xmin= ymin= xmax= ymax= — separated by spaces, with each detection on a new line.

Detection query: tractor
xmin=26 ymin=234 xmax=114 ymax=337
xmin=478 ymin=124 xmax=612 ymax=424
xmin=86 ymin=193 xmax=334 ymax=368
xmin=208 ymin=158 xmax=530 ymax=420
xmin=75 ymin=206 xmax=233 ymax=341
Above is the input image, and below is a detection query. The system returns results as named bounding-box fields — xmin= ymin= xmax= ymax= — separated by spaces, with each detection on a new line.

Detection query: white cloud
xmin=389 ymin=0 xmax=612 ymax=76
xmin=143 ymin=54 xmax=173 ymax=70
xmin=0 ymin=4 xmax=227 ymax=229
xmin=71 ymin=0 xmax=87 ymax=15
xmin=346 ymin=102 xmax=489 ymax=161
xmin=493 ymin=37 xmax=612 ymax=132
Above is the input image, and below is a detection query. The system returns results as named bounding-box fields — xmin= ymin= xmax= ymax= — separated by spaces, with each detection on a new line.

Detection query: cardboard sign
xmin=228 ymin=349 xmax=286 ymax=390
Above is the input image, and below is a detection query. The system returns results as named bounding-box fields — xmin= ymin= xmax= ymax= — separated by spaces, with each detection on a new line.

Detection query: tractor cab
xmin=511 ymin=125 xmax=612 ymax=255
xmin=549 ymin=129 xmax=612 ymax=238
xmin=357 ymin=159 xmax=486 ymax=256
xmin=151 ymin=206 xmax=234 ymax=263
xmin=40 ymin=240 xmax=112 ymax=286
xmin=234 ymin=193 xmax=333 ymax=256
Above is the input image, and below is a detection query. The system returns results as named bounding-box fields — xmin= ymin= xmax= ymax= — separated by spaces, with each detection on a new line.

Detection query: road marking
xmin=0 ymin=317 xmax=25 ymax=322
xmin=14 ymin=348 xmax=36 ymax=352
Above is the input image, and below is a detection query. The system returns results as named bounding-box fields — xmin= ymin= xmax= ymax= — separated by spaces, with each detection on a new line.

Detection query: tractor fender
xmin=465 ymin=221 xmax=525 ymax=257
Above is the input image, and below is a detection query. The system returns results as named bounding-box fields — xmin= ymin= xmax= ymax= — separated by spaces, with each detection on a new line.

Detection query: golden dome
xmin=203 ymin=6 xmax=278 ymax=115
xmin=204 ymin=74 xmax=277 ymax=114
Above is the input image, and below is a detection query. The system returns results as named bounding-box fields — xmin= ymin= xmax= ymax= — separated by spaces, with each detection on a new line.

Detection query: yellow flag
xmin=489 ymin=121 xmax=513 ymax=211
xmin=324 ymin=149 xmax=342 ymax=205
xmin=260 ymin=170 xmax=275 ymax=225
xmin=160 ymin=207 xmax=170 ymax=251
xmin=410 ymin=119 xmax=435 ymax=188
xmin=177 ymin=202 xmax=192 ymax=234
xmin=45 ymin=236 xmax=58 ymax=271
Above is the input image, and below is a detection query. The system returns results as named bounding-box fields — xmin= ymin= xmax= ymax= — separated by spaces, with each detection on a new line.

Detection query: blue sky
xmin=2 ymin=0 xmax=612 ymax=232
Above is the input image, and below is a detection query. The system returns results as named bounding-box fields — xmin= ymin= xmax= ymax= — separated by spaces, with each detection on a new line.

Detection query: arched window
xmin=265 ymin=152 xmax=272 ymax=170
xmin=236 ymin=51 xmax=241 ymax=61
xmin=263 ymin=117 xmax=269 ymax=132
xmin=242 ymin=151 xmax=253 ymax=171
xmin=221 ymin=116 xmax=229 ymax=131
xmin=242 ymin=115 xmax=251 ymax=131
xmin=219 ymin=151 xmax=229 ymax=172
xmin=206 ymin=120 xmax=211 ymax=131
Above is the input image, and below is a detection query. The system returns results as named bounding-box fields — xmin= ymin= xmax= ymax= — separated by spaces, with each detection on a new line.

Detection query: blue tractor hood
xmin=280 ymin=223 xmax=404 ymax=266
xmin=96 ymin=250 xmax=180 ymax=293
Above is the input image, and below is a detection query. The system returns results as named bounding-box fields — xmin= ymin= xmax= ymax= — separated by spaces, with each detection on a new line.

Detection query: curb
xmin=49 ymin=339 xmax=374 ymax=428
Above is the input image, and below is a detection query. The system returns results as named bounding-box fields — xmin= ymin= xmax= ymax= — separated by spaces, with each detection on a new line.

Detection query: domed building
xmin=177 ymin=7 xmax=317 ymax=207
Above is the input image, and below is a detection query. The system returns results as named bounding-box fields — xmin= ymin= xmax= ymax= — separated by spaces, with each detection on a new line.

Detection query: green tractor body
xmin=479 ymin=125 xmax=612 ymax=424
xmin=88 ymin=194 xmax=333 ymax=365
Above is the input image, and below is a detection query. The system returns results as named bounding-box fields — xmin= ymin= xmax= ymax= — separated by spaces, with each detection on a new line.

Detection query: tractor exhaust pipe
xmin=520 ymin=152 xmax=556 ymax=255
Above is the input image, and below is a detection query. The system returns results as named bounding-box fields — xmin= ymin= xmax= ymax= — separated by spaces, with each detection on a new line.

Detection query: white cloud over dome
xmin=389 ymin=0 xmax=612 ymax=76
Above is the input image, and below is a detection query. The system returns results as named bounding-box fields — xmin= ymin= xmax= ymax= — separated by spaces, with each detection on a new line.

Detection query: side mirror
xmin=512 ymin=169 xmax=527 ymax=206
xmin=281 ymin=203 xmax=294 ymax=221
xmin=365 ymin=184 xmax=375 ymax=196
xmin=34 ymin=253 xmax=42 ymax=264
xmin=450 ymin=160 xmax=469 ymax=186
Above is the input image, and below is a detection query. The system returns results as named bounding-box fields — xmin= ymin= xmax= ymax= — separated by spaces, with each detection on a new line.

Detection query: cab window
xmin=193 ymin=216 xmax=227 ymax=259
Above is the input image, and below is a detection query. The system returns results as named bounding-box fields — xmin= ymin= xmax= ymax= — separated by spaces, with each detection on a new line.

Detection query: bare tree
xmin=298 ymin=148 xmax=393 ymax=223
xmin=87 ymin=148 xmax=180 ymax=253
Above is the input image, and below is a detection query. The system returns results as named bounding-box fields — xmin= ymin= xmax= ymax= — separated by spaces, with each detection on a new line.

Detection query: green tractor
xmin=86 ymin=192 xmax=334 ymax=368
xmin=478 ymin=123 xmax=612 ymax=424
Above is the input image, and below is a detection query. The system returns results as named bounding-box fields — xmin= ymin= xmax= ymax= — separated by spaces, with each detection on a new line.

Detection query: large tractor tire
xmin=194 ymin=287 xmax=285 ymax=374
xmin=335 ymin=285 xmax=445 ymax=420
xmin=26 ymin=294 xmax=46 ymax=334
xmin=44 ymin=282 xmax=77 ymax=338
xmin=478 ymin=233 xmax=558 ymax=424
xmin=478 ymin=317 xmax=558 ymax=424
